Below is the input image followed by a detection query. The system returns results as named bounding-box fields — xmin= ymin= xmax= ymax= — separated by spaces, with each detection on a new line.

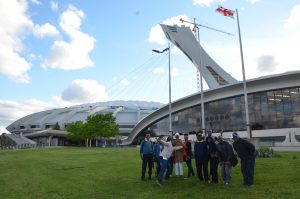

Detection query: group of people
xmin=139 ymin=131 xmax=256 ymax=187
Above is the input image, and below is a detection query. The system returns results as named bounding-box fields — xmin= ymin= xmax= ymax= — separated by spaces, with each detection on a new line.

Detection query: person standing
xmin=216 ymin=135 xmax=234 ymax=185
xmin=183 ymin=133 xmax=195 ymax=178
xmin=232 ymin=132 xmax=256 ymax=186
xmin=206 ymin=136 xmax=219 ymax=183
xmin=172 ymin=133 xmax=184 ymax=177
xmin=194 ymin=133 xmax=209 ymax=182
xmin=140 ymin=132 xmax=154 ymax=181
xmin=156 ymin=136 xmax=183 ymax=186
xmin=153 ymin=137 xmax=164 ymax=177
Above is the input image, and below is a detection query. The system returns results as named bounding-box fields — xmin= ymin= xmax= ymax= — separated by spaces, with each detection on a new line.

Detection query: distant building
xmin=6 ymin=101 xmax=162 ymax=147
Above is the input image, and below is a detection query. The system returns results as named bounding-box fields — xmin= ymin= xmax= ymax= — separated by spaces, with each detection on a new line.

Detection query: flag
xmin=215 ymin=6 xmax=235 ymax=18
xmin=152 ymin=47 xmax=169 ymax=53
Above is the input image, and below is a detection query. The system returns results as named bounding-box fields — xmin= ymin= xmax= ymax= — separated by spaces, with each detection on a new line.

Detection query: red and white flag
xmin=215 ymin=6 xmax=235 ymax=18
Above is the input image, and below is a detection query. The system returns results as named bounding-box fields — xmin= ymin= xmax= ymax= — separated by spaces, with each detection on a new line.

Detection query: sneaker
xmin=156 ymin=180 xmax=162 ymax=187
xmin=225 ymin=182 xmax=229 ymax=185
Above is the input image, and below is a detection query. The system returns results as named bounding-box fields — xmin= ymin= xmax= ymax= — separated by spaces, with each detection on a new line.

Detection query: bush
xmin=256 ymin=147 xmax=280 ymax=158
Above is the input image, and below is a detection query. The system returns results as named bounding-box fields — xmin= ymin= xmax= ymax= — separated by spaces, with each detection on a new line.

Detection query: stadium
xmin=4 ymin=101 xmax=162 ymax=148
xmin=123 ymin=24 xmax=300 ymax=147
xmin=4 ymin=24 xmax=300 ymax=148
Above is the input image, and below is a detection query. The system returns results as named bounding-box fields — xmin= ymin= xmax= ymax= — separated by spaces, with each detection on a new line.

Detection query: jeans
xmin=154 ymin=156 xmax=162 ymax=177
xmin=141 ymin=154 xmax=153 ymax=179
xmin=185 ymin=157 xmax=195 ymax=177
xmin=157 ymin=158 xmax=168 ymax=183
xmin=220 ymin=162 xmax=232 ymax=184
xmin=195 ymin=156 xmax=209 ymax=181
xmin=209 ymin=157 xmax=219 ymax=183
xmin=241 ymin=157 xmax=255 ymax=185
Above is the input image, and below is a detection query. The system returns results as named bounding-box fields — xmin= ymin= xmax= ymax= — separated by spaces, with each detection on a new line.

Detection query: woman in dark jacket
xmin=206 ymin=136 xmax=219 ymax=183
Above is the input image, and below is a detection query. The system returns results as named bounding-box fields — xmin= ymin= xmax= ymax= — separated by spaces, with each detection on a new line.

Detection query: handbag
xmin=230 ymin=155 xmax=238 ymax=167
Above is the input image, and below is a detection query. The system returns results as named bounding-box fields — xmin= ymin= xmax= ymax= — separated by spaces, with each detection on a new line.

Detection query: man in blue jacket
xmin=140 ymin=132 xmax=154 ymax=181
xmin=232 ymin=132 xmax=256 ymax=186
xmin=194 ymin=133 xmax=209 ymax=182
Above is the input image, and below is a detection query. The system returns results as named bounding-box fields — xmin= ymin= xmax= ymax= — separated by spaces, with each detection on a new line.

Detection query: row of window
xmin=148 ymin=87 xmax=300 ymax=135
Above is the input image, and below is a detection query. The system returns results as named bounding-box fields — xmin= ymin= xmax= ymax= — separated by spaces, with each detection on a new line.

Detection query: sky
xmin=1 ymin=0 xmax=300 ymax=133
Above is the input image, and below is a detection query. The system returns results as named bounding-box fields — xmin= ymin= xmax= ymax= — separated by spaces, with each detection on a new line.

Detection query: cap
xmin=232 ymin=132 xmax=238 ymax=138
xmin=175 ymin=132 xmax=180 ymax=137
xmin=217 ymin=135 xmax=223 ymax=141
xmin=197 ymin=133 xmax=203 ymax=137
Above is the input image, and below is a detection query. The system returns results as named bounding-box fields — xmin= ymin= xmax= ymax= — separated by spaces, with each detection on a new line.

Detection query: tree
xmin=66 ymin=121 xmax=86 ymax=141
xmin=85 ymin=113 xmax=119 ymax=138
xmin=66 ymin=113 xmax=119 ymax=144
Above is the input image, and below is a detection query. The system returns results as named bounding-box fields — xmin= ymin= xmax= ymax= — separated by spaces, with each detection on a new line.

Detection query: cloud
xmin=34 ymin=23 xmax=59 ymax=38
xmin=0 ymin=99 xmax=55 ymax=133
xmin=30 ymin=0 xmax=41 ymax=5
xmin=247 ymin=0 xmax=262 ymax=4
xmin=120 ymin=78 xmax=129 ymax=86
xmin=284 ymin=4 xmax=300 ymax=30
xmin=256 ymin=55 xmax=277 ymax=73
xmin=0 ymin=0 xmax=33 ymax=83
xmin=193 ymin=0 xmax=224 ymax=7
xmin=50 ymin=1 xmax=58 ymax=11
xmin=153 ymin=67 xmax=166 ymax=74
xmin=148 ymin=14 xmax=192 ymax=45
xmin=44 ymin=5 xmax=96 ymax=70
xmin=58 ymin=79 xmax=108 ymax=106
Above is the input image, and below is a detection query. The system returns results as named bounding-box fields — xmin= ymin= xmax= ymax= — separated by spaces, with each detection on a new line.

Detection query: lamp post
xmin=152 ymin=43 xmax=172 ymax=137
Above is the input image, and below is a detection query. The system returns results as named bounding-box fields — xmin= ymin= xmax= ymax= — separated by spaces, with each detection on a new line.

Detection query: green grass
xmin=0 ymin=147 xmax=300 ymax=199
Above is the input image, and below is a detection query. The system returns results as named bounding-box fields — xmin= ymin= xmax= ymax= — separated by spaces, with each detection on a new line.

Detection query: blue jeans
xmin=185 ymin=157 xmax=195 ymax=177
xmin=157 ymin=158 xmax=168 ymax=183
xmin=241 ymin=158 xmax=255 ymax=185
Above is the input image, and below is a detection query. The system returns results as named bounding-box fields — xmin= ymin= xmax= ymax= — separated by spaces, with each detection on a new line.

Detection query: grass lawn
xmin=0 ymin=147 xmax=300 ymax=199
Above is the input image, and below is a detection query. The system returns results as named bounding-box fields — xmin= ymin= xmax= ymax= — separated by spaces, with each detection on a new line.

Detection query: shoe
xmin=156 ymin=180 xmax=162 ymax=187
xmin=141 ymin=178 xmax=145 ymax=181
xmin=148 ymin=176 xmax=152 ymax=180
xmin=225 ymin=182 xmax=229 ymax=185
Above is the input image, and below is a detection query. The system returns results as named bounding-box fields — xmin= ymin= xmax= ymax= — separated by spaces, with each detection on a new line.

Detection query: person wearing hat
xmin=172 ymin=133 xmax=184 ymax=177
xmin=194 ymin=133 xmax=209 ymax=182
xmin=216 ymin=135 xmax=234 ymax=185
xmin=232 ymin=132 xmax=256 ymax=186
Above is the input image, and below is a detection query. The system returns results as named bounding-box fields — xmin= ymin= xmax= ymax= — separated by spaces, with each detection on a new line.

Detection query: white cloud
xmin=0 ymin=99 xmax=55 ymax=133
xmin=120 ymin=78 xmax=129 ymax=86
xmin=148 ymin=14 xmax=192 ymax=45
xmin=34 ymin=23 xmax=59 ymax=38
xmin=0 ymin=0 xmax=33 ymax=83
xmin=247 ymin=0 xmax=262 ymax=4
xmin=193 ymin=0 xmax=224 ymax=7
xmin=44 ymin=5 xmax=96 ymax=70
xmin=153 ymin=67 xmax=166 ymax=74
xmin=30 ymin=0 xmax=41 ymax=5
xmin=284 ymin=4 xmax=300 ymax=30
xmin=50 ymin=1 xmax=58 ymax=11
xmin=58 ymin=79 xmax=108 ymax=107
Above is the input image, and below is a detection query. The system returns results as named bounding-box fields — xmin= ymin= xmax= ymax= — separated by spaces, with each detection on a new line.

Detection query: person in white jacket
xmin=156 ymin=136 xmax=183 ymax=186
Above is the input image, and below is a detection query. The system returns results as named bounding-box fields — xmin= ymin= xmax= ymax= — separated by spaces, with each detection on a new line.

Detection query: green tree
xmin=66 ymin=121 xmax=86 ymax=141
xmin=85 ymin=113 xmax=119 ymax=138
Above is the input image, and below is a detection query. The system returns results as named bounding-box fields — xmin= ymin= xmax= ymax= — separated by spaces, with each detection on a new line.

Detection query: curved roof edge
xmin=123 ymin=71 xmax=300 ymax=145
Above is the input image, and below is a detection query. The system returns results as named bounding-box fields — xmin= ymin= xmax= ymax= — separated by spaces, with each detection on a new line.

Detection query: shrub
xmin=256 ymin=146 xmax=280 ymax=158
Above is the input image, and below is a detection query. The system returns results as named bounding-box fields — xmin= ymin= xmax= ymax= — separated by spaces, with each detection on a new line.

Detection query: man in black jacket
xmin=232 ymin=132 xmax=256 ymax=186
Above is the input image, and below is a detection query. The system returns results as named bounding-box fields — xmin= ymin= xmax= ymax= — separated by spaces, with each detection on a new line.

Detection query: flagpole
xmin=193 ymin=18 xmax=206 ymax=134
xmin=168 ymin=42 xmax=173 ymax=137
xmin=236 ymin=9 xmax=250 ymax=139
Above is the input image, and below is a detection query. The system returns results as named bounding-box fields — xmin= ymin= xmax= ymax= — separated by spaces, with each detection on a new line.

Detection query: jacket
xmin=194 ymin=140 xmax=208 ymax=158
xmin=233 ymin=138 xmax=256 ymax=159
xmin=140 ymin=139 xmax=153 ymax=156
xmin=217 ymin=141 xmax=234 ymax=162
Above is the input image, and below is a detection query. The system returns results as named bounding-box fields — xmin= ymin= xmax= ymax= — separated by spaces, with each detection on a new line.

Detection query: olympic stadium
xmin=123 ymin=24 xmax=300 ymax=147
xmin=4 ymin=101 xmax=162 ymax=147
xmin=4 ymin=24 xmax=300 ymax=148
